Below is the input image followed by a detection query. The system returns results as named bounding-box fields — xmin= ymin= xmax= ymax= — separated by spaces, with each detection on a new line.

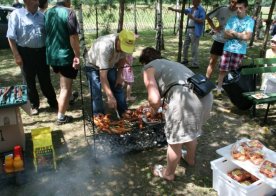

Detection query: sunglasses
xmin=271 ymin=40 xmax=276 ymax=44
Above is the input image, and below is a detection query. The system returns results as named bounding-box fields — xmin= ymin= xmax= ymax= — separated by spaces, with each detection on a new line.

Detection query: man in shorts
xmin=45 ymin=0 xmax=80 ymax=124
xmin=216 ymin=0 xmax=254 ymax=96
xmin=205 ymin=0 xmax=237 ymax=79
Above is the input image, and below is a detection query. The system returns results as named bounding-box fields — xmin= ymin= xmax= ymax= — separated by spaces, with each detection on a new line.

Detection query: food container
xmin=211 ymin=157 xmax=276 ymax=196
xmin=216 ymin=138 xmax=276 ymax=189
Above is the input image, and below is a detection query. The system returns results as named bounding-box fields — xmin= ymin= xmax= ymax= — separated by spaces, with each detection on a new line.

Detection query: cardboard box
xmin=0 ymin=107 xmax=25 ymax=152
xmin=211 ymin=157 xmax=276 ymax=196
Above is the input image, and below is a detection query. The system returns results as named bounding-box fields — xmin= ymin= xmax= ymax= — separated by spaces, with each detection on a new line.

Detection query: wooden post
xmin=260 ymin=0 xmax=276 ymax=57
xmin=177 ymin=0 xmax=186 ymax=62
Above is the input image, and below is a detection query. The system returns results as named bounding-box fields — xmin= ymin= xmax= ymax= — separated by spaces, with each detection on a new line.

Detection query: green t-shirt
xmin=45 ymin=5 xmax=78 ymax=66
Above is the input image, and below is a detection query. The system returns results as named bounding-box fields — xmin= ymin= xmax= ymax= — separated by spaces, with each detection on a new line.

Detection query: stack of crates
xmin=31 ymin=127 xmax=56 ymax=172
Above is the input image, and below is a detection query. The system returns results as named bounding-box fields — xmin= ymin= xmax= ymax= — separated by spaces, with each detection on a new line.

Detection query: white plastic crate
xmin=211 ymin=157 xmax=276 ymax=196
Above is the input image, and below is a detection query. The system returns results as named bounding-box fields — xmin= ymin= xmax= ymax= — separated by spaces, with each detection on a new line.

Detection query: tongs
xmin=115 ymin=109 xmax=120 ymax=119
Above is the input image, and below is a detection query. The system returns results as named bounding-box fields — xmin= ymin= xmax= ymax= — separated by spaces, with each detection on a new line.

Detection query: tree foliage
xmin=1 ymin=0 xmax=14 ymax=6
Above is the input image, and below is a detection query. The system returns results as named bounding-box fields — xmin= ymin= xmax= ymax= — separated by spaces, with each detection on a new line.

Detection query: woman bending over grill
xmin=139 ymin=47 xmax=213 ymax=181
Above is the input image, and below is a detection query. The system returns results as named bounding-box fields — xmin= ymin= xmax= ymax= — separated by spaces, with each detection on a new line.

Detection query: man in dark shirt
xmin=45 ymin=0 xmax=80 ymax=124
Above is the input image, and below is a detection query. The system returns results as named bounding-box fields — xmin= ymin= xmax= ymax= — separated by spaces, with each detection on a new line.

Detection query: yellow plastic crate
xmin=31 ymin=127 xmax=56 ymax=172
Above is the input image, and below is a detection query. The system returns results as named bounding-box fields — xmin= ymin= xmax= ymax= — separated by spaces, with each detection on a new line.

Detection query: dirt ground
xmin=1 ymin=46 xmax=276 ymax=195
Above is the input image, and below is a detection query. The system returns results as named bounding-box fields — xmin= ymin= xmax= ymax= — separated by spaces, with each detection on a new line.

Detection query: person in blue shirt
xmin=169 ymin=0 xmax=206 ymax=68
xmin=7 ymin=0 xmax=58 ymax=115
xmin=205 ymin=0 xmax=237 ymax=79
xmin=215 ymin=0 xmax=254 ymax=97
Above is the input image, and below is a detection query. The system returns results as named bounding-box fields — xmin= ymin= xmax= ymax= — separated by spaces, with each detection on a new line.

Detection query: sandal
xmin=152 ymin=164 xmax=164 ymax=178
xmin=152 ymin=164 xmax=175 ymax=181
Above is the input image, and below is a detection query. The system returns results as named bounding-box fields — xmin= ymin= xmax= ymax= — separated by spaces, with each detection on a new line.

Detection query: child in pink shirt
xmin=123 ymin=54 xmax=136 ymax=102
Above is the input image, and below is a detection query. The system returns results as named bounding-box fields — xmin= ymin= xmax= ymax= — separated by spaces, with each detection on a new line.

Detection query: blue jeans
xmin=85 ymin=66 xmax=127 ymax=115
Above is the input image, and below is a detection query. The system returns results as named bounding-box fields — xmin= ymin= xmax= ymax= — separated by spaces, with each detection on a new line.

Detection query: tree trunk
xmin=177 ymin=0 xmax=186 ymax=62
xmin=155 ymin=0 xmax=164 ymax=51
xmin=134 ymin=0 xmax=138 ymax=34
xmin=154 ymin=2 xmax=157 ymax=29
xmin=249 ymin=0 xmax=262 ymax=47
xmin=95 ymin=6 xmax=99 ymax=38
xmin=260 ymin=0 xmax=276 ymax=57
xmin=75 ymin=1 xmax=86 ymax=58
xmin=117 ymin=0 xmax=125 ymax=32
xmin=173 ymin=0 xmax=180 ymax=35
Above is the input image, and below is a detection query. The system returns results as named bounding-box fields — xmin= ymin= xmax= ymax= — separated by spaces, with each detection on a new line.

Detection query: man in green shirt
xmin=45 ymin=0 xmax=80 ymax=124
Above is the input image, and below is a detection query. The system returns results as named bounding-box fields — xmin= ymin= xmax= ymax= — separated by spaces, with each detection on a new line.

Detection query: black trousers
xmin=17 ymin=46 xmax=57 ymax=109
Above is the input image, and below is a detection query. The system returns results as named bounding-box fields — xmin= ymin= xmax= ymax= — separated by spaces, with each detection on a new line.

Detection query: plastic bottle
xmin=13 ymin=155 xmax=24 ymax=172
xmin=4 ymin=155 xmax=14 ymax=173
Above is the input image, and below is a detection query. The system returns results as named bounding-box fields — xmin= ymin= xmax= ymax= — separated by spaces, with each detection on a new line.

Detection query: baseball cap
xmin=118 ymin=30 xmax=135 ymax=54
xmin=271 ymin=35 xmax=276 ymax=42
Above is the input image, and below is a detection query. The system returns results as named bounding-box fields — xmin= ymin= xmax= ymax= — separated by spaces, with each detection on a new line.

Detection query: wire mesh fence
xmin=81 ymin=4 xmax=180 ymax=35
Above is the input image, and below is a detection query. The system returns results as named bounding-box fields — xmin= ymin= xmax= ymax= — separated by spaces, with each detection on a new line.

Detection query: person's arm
xmin=8 ymin=38 xmax=23 ymax=66
xmin=206 ymin=14 xmax=221 ymax=33
xmin=224 ymin=29 xmax=235 ymax=39
xmin=68 ymin=10 xmax=80 ymax=69
xmin=6 ymin=12 xmax=22 ymax=66
xmin=100 ymin=70 xmax=117 ymax=109
xmin=232 ymin=31 xmax=252 ymax=41
xmin=168 ymin=7 xmax=182 ymax=13
xmin=225 ymin=17 xmax=254 ymax=41
xmin=193 ymin=7 xmax=206 ymax=24
xmin=224 ymin=29 xmax=252 ymax=41
xmin=69 ymin=34 xmax=80 ymax=69
xmin=187 ymin=13 xmax=205 ymax=24
xmin=143 ymin=68 xmax=161 ymax=111
xmin=206 ymin=6 xmax=225 ymax=32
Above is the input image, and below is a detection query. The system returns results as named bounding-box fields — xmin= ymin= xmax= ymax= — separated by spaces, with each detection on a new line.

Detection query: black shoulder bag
xmin=187 ymin=74 xmax=216 ymax=98
xmin=162 ymin=73 xmax=215 ymax=106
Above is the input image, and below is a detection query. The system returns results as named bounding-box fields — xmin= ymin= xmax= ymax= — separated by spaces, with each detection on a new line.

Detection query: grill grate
xmin=84 ymin=113 xmax=167 ymax=157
